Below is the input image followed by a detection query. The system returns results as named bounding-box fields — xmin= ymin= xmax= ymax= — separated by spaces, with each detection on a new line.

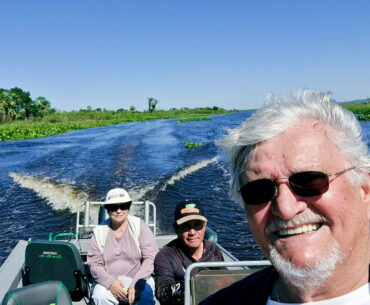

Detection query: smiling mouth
xmin=275 ymin=223 xmax=323 ymax=238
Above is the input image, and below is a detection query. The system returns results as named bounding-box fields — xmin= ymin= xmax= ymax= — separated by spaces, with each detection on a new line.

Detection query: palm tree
xmin=0 ymin=89 xmax=17 ymax=122
xmin=148 ymin=97 xmax=158 ymax=112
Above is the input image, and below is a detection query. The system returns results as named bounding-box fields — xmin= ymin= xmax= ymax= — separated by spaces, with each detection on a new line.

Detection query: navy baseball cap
xmin=174 ymin=200 xmax=207 ymax=225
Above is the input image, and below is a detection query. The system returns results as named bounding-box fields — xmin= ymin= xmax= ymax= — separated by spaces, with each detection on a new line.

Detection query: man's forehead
xmin=246 ymin=121 xmax=344 ymax=177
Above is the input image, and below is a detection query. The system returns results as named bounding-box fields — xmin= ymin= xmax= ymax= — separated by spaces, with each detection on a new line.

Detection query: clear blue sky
xmin=1 ymin=0 xmax=369 ymax=111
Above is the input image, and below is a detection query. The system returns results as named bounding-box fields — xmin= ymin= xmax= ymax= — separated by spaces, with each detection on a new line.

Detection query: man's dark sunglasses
xmin=240 ymin=167 xmax=355 ymax=205
xmin=105 ymin=202 xmax=132 ymax=212
xmin=179 ymin=221 xmax=205 ymax=232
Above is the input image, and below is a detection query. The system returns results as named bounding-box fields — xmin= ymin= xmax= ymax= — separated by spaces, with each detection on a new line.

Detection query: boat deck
xmin=0 ymin=200 xmax=270 ymax=305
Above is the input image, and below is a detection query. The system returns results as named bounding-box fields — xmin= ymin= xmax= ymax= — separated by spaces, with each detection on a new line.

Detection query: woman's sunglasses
xmin=105 ymin=202 xmax=132 ymax=212
xmin=240 ymin=167 xmax=355 ymax=205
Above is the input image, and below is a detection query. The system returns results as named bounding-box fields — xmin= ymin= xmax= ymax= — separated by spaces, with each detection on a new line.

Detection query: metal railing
xmin=184 ymin=260 xmax=271 ymax=305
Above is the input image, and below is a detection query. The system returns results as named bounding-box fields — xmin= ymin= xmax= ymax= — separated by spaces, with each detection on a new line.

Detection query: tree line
xmin=0 ymin=88 xmax=163 ymax=124
xmin=0 ymin=87 xmax=54 ymax=123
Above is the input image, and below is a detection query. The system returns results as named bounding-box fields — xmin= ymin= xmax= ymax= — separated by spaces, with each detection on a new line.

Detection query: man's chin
xmin=186 ymin=242 xmax=201 ymax=249
xmin=268 ymin=240 xmax=344 ymax=290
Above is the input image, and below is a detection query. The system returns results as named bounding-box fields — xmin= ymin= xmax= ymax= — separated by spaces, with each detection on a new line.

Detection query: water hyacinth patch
xmin=184 ymin=142 xmax=204 ymax=148
xmin=177 ymin=116 xmax=212 ymax=124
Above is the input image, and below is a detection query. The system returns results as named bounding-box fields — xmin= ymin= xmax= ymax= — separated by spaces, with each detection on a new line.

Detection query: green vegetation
xmin=0 ymin=108 xmax=239 ymax=141
xmin=184 ymin=142 xmax=204 ymax=148
xmin=3 ymin=86 xmax=368 ymax=142
xmin=0 ymin=121 xmax=115 ymax=141
xmin=0 ymin=87 xmax=54 ymax=123
xmin=0 ymin=88 xmax=241 ymax=141
xmin=177 ymin=116 xmax=212 ymax=124
xmin=359 ymin=114 xmax=370 ymax=120
xmin=341 ymin=100 xmax=370 ymax=120
xmin=148 ymin=97 xmax=158 ymax=112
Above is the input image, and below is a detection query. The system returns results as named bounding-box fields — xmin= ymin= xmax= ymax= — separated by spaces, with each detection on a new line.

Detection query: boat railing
xmin=184 ymin=260 xmax=271 ymax=305
xmin=75 ymin=200 xmax=157 ymax=239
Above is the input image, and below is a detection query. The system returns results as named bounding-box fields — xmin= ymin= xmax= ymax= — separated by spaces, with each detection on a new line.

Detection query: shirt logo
xmin=171 ymin=283 xmax=182 ymax=296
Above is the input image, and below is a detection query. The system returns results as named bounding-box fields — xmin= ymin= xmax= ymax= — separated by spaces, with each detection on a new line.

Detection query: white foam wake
xmin=129 ymin=185 xmax=156 ymax=201
xmin=161 ymin=157 xmax=218 ymax=190
xmin=9 ymin=172 xmax=89 ymax=213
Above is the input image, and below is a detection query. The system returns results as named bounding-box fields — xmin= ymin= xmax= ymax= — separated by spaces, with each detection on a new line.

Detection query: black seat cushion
xmin=2 ymin=281 xmax=72 ymax=305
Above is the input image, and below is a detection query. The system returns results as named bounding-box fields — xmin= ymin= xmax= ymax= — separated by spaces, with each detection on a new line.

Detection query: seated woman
xmin=88 ymin=188 xmax=158 ymax=305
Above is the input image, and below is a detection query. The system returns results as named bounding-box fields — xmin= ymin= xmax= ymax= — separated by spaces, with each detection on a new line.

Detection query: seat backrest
xmin=1 ymin=281 xmax=72 ymax=305
xmin=24 ymin=240 xmax=88 ymax=301
xmin=191 ymin=268 xmax=260 ymax=304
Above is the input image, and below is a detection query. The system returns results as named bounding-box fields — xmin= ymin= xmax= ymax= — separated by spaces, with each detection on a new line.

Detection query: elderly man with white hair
xmin=88 ymin=188 xmax=158 ymax=305
xmin=200 ymin=90 xmax=370 ymax=305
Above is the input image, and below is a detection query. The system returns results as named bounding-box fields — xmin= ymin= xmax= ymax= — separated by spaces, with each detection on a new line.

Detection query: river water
xmin=1 ymin=112 xmax=369 ymax=265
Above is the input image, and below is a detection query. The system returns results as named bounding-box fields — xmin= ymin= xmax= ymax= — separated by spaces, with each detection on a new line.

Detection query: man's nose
xmin=188 ymin=228 xmax=197 ymax=234
xmin=271 ymin=183 xmax=307 ymax=220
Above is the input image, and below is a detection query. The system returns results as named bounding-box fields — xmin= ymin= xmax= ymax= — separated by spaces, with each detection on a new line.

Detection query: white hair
xmin=218 ymin=89 xmax=370 ymax=205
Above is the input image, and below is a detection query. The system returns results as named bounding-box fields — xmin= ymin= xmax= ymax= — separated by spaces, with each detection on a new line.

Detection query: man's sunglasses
xmin=179 ymin=221 xmax=205 ymax=232
xmin=105 ymin=202 xmax=132 ymax=212
xmin=240 ymin=167 xmax=355 ymax=205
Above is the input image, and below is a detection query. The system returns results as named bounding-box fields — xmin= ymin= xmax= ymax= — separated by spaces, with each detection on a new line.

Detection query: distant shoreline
xmin=1 ymin=102 xmax=368 ymax=142
xmin=341 ymin=102 xmax=370 ymax=121
xmin=0 ymin=108 xmax=249 ymax=142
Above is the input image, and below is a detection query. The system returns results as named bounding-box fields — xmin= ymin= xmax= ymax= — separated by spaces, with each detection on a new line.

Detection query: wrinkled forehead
xmin=244 ymin=120 xmax=345 ymax=178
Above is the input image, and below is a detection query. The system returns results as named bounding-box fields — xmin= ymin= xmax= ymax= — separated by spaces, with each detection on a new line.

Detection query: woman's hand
xmin=109 ymin=280 xmax=128 ymax=300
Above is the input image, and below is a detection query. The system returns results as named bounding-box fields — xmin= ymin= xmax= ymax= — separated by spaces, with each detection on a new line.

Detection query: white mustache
xmin=266 ymin=213 xmax=329 ymax=234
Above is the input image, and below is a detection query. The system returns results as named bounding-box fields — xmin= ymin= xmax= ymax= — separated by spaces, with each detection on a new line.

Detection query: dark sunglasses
xmin=105 ymin=202 xmax=131 ymax=212
xmin=179 ymin=221 xmax=205 ymax=232
xmin=240 ymin=167 xmax=355 ymax=205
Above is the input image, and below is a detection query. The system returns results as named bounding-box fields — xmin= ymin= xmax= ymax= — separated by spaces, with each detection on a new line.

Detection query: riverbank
xmin=341 ymin=102 xmax=370 ymax=120
xmin=1 ymin=102 xmax=368 ymax=142
xmin=0 ymin=108 xmax=246 ymax=141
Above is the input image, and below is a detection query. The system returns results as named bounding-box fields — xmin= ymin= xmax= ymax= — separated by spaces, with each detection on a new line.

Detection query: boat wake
xmin=160 ymin=157 xmax=218 ymax=191
xmin=8 ymin=157 xmax=218 ymax=217
xmin=9 ymin=172 xmax=89 ymax=213
xmin=129 ymin=185 xmax=156 ymax=201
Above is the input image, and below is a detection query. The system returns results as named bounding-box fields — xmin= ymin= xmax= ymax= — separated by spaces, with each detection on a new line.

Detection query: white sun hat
xmin=105 ymin=188 xmax=132 ymax=205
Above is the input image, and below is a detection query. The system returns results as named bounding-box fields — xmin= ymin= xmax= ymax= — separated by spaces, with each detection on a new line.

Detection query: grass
xmin=0 ymin=107 xmax=241 ymax=141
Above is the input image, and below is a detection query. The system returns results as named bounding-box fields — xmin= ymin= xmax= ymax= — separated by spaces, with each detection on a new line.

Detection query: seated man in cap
xmin=88 ymin=188 xmax=158 ymax=305
xmin=154 ymin=200 xmax=224 ymax=305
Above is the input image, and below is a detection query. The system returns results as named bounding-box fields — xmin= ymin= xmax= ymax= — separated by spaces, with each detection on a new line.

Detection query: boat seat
xmin=191 ymin=268 xmax=261 ymax=304
xmin=23 ymin=240 xmax=89 ymax=301
xmin=1 ymin=281 xmax=72 ymax=305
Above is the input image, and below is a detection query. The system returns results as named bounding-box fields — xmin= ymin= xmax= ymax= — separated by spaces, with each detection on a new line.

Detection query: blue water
xmin=0 ymin=112 xmax=369 ymax=264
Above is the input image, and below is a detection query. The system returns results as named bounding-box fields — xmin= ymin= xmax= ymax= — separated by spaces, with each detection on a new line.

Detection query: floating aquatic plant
xmin=184 ymin=142 xmax=204 ymax=148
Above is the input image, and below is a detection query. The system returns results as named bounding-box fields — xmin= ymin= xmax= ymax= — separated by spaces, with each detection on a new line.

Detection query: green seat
xmin=191 ymin=268 xmax=260 ymax=304
xmin=24 ymin=240 xmax=89 ymax=301
xmin=1 ymin=281 xmax=72 ymax=305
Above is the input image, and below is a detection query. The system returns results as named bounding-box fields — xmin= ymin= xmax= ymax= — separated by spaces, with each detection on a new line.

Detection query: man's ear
xmin=360 ymin=173 xmax=370 ymax=220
